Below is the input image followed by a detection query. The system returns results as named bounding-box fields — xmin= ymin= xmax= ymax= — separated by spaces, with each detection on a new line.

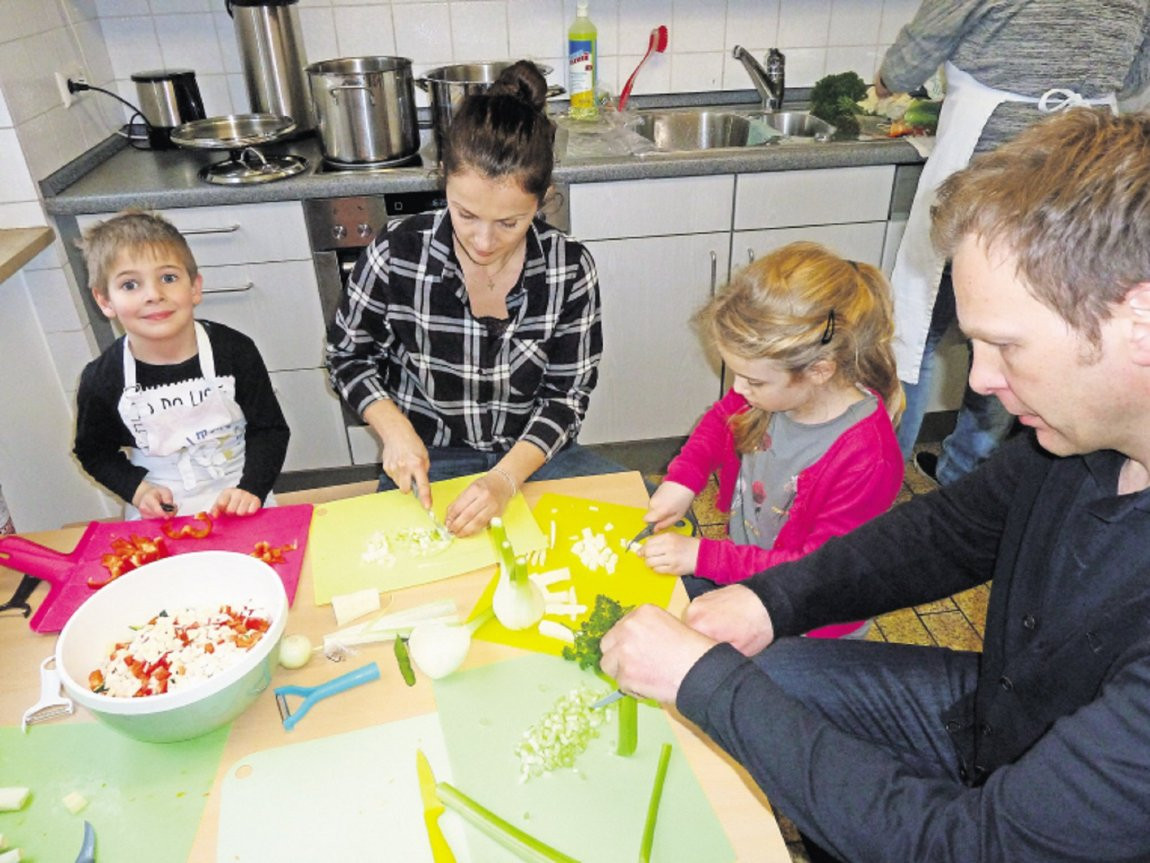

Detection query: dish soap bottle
xmin=567 ymin=1 xmax=598 ymax=120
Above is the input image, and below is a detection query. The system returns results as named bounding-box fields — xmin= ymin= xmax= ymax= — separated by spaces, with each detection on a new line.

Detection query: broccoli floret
xmin=809 ymin=71 xmax=868 ymax=138
xmin=562 ymin=594 xmax=632 ymax=670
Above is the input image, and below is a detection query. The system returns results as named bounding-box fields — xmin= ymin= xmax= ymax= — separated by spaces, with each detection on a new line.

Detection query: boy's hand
xmin=644 ymin=481 xmax=695 ymax=530
xmin=133 ymin=481 xmax=176 ymax=519
xmin=211 ymin=488 xmax=262 ymax=517
xmin=639 ymin=532 xmax=701 ymax=576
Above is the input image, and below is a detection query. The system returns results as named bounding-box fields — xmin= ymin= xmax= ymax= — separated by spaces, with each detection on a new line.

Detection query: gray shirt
xmin=881 ymin=0 xmax=1150 ymax=151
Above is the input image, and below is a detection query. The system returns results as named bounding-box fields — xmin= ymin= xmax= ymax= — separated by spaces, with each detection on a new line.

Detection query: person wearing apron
xmin=74 ymin=211 xmax=289 ymax=520
xmin=879 ymin=0 xmax=1148 ymax=485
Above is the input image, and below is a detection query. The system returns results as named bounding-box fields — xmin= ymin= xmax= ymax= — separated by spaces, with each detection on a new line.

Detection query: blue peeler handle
xmin=275 ymin=661 xmax=380 ymax=731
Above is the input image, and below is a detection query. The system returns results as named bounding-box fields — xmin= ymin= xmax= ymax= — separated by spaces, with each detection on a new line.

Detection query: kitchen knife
xmin=415 ymin=749 xmax=457 ymax=863
xmin=592 ymin=688 xmax=625 ymax=709
xmin=74 ymin=819 xmax=96 ymax=863
xmin=410 ymin=479 xmax=451 ymax=541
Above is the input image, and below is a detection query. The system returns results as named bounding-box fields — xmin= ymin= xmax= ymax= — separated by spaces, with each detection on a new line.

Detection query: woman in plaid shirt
xmin=326 ymin=61 xmax=619 ymax=537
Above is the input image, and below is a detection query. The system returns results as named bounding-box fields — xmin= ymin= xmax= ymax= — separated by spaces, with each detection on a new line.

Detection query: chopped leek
xmin=437 ymin=781 xmax=580 ymax=863
xmin=514 ymin=685 xmax=609 ymax=781
xmin=639 ymin=744 xmax=673 ymax=862
xmin=617 ymin=694 xmax=638 ymax=757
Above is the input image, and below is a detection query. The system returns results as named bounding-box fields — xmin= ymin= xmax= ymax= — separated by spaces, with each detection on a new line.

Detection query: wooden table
xmin=0 ymin=471 xmax=788 ymax=862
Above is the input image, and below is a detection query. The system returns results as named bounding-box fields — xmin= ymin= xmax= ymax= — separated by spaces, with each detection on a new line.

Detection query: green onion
xmin=393 ymin=634 xmax=416 ymax=686
xmin=436 ymin=781 xmax=581 ymax=863
xmin=639 ymin=743 xmax=673 ymax=862
xmin=617 ymin=693 xmax=638 ymax=757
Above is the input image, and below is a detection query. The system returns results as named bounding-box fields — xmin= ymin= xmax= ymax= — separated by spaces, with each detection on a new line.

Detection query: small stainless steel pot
xmin=416 ymin=62 xmax=561 ymax=153
xmin=306 ymin=56 xmax=419 ymax=166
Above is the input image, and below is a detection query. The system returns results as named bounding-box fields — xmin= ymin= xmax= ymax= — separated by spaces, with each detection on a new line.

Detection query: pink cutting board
xmin=0 ymin=504 xmax=313 ymax=633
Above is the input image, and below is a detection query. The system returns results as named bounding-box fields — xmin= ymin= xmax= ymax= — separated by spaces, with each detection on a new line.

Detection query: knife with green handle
xmin=415 ymin=749 xmax=457 ymax=863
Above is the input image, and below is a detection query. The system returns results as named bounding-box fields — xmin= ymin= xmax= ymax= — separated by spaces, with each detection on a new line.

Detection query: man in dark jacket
xmin=600 ymin=108 xmax=1150 ymax=863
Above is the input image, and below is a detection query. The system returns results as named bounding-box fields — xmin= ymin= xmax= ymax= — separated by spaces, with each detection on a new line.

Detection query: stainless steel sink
xmin=631 ymin=110 xmax=758 ymax=151
xmin=631 ymin=108 xmax=835 ymax=152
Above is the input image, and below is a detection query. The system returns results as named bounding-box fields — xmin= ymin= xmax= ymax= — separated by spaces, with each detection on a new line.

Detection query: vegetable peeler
xmin=23 ymin=655 xmax=74 ymax=732
xmin=274 ymin=661 xmax=379 ymax=731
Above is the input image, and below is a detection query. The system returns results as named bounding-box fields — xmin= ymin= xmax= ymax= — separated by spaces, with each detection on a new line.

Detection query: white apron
xmin=118 ymin=322 xmax=248 ymax=519
xmin=891 ymin=62 xmax=1118 ymax=383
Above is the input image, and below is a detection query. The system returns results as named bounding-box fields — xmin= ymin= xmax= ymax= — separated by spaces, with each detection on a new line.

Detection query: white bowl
xmin=55 ymin=550 xmax=288 ymax=743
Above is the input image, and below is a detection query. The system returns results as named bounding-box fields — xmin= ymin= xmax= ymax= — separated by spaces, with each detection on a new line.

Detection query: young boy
xmin=74 ymin=210 xmax=289 ymax=519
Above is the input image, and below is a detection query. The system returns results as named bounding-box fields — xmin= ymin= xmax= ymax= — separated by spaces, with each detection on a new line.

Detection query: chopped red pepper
xmin=88 ymin=534 xmax=170 ymax=588
xmin=160 ymin=511 xmax=214 ymax=540
xmin=250 ymin=540 xmax=297 ymax=565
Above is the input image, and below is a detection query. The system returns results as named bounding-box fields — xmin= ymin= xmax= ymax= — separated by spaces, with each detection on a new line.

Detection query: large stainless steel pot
xmin=226 ymin=0 xmax=314 ymax=132
xmin=306 ymin=56 xmax=419 ymax=166
xmin=416 ymin=62 xmax=560 ymax=154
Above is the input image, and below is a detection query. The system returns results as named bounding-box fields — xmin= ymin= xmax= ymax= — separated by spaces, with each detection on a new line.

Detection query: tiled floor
xmin=650 ymin=444 xmax=989 ymax=863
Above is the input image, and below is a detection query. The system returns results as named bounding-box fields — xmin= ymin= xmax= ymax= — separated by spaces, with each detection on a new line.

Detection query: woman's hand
xmin=445 ymin=471 xmax=516 ymax=537
xmin=133 ymin=481 xmax=175 ymax=518
xmin=644 ymin=481 xmax=695 ymax=529
xmin=640 ymin=532 xmax=701 ymax=576
xmin=365 ymin=400 xmax=431 ymax=504
xmin=211 ymin=488 xmax=262 ymax=517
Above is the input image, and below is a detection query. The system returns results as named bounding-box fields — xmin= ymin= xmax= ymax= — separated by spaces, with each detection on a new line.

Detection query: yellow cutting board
xmin=309 ymin=474 xmax=546 ymax=604
xmin=469 ymin=492 xmax=688 ymax=655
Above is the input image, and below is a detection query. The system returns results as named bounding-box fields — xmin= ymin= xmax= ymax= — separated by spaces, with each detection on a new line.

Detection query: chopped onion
xmin=513 ymin=685 xmax=610 ymax=782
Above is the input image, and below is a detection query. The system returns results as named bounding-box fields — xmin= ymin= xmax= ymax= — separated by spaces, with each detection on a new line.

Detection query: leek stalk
xmin=436 ymin=781 xmax=581 ymax=863
xmin=638 ymin=743 xmax=673 ymax=862
xmin=617 ymin=693 xmax=638 ymax=757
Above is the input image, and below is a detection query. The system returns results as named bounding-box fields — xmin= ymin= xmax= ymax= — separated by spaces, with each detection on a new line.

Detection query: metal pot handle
xmin=415 ymin=78 xmax=430 ymax=92
xmin=328 ymin=84 xmax=376 ymax=106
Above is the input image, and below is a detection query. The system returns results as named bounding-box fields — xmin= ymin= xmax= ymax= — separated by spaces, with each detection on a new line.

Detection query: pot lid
xmin=171 ymin=113 xmax=295 ymax=150
xmin=200 ymin=151 xmax=308 ymax=185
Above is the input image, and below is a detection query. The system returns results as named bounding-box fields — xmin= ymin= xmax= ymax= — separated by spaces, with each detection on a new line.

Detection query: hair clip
xmin=820 ymin=309 xmax=836 ymax=344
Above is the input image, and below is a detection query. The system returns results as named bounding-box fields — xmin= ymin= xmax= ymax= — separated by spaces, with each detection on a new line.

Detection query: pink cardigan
xmin=664 ymin=388 xmax=905 ymax=638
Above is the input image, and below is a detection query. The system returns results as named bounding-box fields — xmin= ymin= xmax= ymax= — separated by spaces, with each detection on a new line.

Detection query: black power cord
xmin=67 ymin=79 xmax=155 ymax=150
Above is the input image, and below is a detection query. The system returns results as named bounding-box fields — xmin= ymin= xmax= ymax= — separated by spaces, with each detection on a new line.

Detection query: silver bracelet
xmin=488 ymin=465 xmax=518 ymax=497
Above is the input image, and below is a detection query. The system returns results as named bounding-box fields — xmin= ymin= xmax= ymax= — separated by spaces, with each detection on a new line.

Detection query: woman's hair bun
xmin=489 ymin=60 xmax=549 ymax=112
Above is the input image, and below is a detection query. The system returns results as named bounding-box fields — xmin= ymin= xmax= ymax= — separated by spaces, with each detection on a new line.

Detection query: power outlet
xmin=56 ymin=66 xmax=87 ymax=108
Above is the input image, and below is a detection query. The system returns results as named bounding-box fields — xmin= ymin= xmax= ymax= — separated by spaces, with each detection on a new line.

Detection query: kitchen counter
xmin=0 ymin=471 xmax=789 ymax=862
xmin=42 ymin=103 xmax=923 ymax=217
xmin=0 ymin=226 xmax=54 ymax=284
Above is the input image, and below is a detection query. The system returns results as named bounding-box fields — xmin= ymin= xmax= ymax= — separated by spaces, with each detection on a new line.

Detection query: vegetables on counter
xmin=250 ymin=540 xmax=297 ymax=565
xmin=0 ymin=788 xmax=30 ymax=812
xmin=322 ymin=599 xmax=458 ymax=658
xmin=639 ymin=744 xmax=673 ymax=863
xmin=436 ymin=781 xmax=579 ymax=863
xmin=514 ymin=685 xmax=610 ymax=781
xmin=330 ymin=587 xmax=383 ymax=627
xmin=393 ymin=634 xmax=417 ymax=687
xmin=159 ymin=511 xmax=213 ymax=540
xmin=91 ymin=533 xmax=168 ymax=587
xmin=490 ymin=518 xmax=546 ymax=631
xmin=61 ymin=791 xmax=88 ymax=815
xmin=407 ymin=607 xmax=495 ymax=680
xmin=562 ymin=594 xmax=631 ymax=670
xmin=616 ymin=693 xmax=638 ymax=757
xmin=809 ymin=70 xmax=868 ymax=138
xmin=278 ymin=633 xmax=313 ymax=669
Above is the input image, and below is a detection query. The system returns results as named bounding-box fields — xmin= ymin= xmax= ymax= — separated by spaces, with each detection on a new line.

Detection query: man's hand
xmin=685 ymin=584 xmax=776 ymax=656
xmin=211 ymin=488 xmax=262 ymax=517
xmin=444 ymin=471 xmax=515 ymax=537
xmin=599 ymin=605 xmax=717 ymax=704
xmin=644 ymin=481 xmax=695 ymax=529
xmin=133 ymin=481 xmax=175 ymax=518
xmin=639 ymin=532 xmax=701 ymax=575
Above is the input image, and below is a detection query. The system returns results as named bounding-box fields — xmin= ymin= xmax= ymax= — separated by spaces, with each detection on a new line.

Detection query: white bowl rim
xmin=55 ymin=550 xmax=288 ymax=715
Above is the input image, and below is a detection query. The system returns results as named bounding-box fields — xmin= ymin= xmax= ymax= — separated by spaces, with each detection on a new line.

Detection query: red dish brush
xmin=618 ymin=25 xmax=669 ymax=111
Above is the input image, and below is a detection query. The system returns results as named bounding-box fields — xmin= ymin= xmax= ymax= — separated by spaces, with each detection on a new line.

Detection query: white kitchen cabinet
xmin=571 ymin=176 xmax=733 ymax=445
xmin=76 ymin=202 xmax=352 ymax=472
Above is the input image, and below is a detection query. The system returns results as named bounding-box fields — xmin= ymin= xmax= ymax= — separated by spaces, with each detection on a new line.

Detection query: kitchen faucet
xmin=732 ymin=46 xmax=785 ymax=111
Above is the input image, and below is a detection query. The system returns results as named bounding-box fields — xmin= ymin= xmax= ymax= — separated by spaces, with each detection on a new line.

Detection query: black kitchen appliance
xmin=131 ymin=69 xmax=207 ymax=150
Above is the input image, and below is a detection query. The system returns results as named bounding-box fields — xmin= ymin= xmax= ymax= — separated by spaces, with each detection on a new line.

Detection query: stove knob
xmin=357 ymin=223 xmax=373 ymax=239
xmin=331 ymin=224 xmax=347 ymax=241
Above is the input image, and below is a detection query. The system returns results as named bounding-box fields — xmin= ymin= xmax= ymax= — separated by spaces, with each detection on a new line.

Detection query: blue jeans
xmin=375 ymin=441 xmax=627 ymax=491
xmin=897 ymin=272 xmax=1014 ymax=484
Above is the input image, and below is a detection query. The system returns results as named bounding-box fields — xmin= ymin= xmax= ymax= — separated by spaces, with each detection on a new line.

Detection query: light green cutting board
xmin=434 ymin=653 xmax=734 ymax=863
xmin=217 ymin=713 xmax=471 ymax=862
xmin=309 ymin=474 xmax=547 ymax=604
xmin=0 ymin=721 xmax=228 ymax=862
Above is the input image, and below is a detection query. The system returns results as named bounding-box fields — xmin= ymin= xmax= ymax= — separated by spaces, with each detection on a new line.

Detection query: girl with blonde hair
xmin=640 ymin=241 xmax=905 ymax=638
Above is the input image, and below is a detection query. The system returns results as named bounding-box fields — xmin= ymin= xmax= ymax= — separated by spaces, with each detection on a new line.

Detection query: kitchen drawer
xmin=569 ymin=175 xmax=735 ymax=240
xmin=733 ymin=222 xmax=889 ymax=270
xmin=270 ymin=369 xmax=352 ymax=471
xmin=77 ymin=201 xmax=311 ymax=267
xmin=734 ymin=166 xmax=895 ymax=230
xmin=196 ymin=259 xmax=326 ymax=372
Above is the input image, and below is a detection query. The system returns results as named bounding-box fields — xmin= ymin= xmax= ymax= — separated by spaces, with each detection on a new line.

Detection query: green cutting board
xmin=217 ymin=713 xmax=470 ymax=862
xmin=0 ymin=722 xmax=228 ymax=862
xmin=308 ymin=474 xmax=547 ymax=604
xmin=434 ymin=653 xmax=734 ymax=863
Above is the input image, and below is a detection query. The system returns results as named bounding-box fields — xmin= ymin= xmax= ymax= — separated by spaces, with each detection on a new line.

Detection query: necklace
xmin=454 ymin=233 xmax=521 ymax=291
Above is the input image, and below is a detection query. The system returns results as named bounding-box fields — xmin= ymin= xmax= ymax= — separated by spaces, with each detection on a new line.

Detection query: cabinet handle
xmin=709 ymin=251 xmax=718 ymax=296
xmin=201 ymin=281 xmax=254 ymax=295
xmin=747 ymin=248 xmax=755 ymax=264
xmin=180 ymin=223 xmax=241 ymax=236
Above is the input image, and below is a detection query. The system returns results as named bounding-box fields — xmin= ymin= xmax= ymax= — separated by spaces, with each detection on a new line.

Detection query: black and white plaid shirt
xmin=325 ymin=208 xmax=602 ymax=460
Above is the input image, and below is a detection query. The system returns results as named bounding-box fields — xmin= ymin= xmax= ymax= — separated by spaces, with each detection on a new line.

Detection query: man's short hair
xmin=932 ymin=108 xmax=1150 ymax=345
xmin=80 ymin=210 xmax=198 ymax=297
